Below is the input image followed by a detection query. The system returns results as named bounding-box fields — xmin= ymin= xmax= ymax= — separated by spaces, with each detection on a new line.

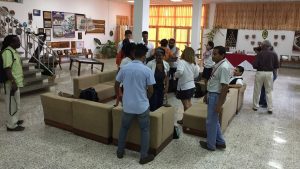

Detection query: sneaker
xmin=199 ymin=141 xmax=215 ymax=151
xmin=116 ymin=150 xmax=124 ymax=159
xmin=17 ymin=120 xmax=24 ymax=125
xmin=252 ymin=108 xmax=258 ymax=111
xmin=268 ymin=111 xmax=273 ymax=114
xmin=216 ymin=144 xmax=226 ymax=149
xmin=7 ymin=126 xmax=25 ymax=132
xmin=139 ymin=154 xmax=155 ymax=165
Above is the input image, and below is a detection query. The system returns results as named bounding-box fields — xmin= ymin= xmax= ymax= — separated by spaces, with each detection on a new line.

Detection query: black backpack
xmin=0 ymin=49 xmax=15 ymax=84
xmin=79 ymin=87 xmax=99 ymax=102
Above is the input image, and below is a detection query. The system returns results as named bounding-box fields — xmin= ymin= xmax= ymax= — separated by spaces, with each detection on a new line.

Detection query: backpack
xmin=79 ymin=87 xmax=99 ymax=102
xmin=0 ymin=49 xmax=15 ymax=84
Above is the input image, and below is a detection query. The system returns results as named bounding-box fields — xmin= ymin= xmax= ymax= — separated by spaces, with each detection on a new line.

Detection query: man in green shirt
xmin=1 ymin=35 xmax=24 ymax=131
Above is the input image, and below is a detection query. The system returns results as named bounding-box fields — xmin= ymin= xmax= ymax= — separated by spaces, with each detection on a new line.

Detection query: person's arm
xmin=115 ymin=70 xmax=124 ymax=97
xmin=164 ymin=72 xmax=169 ymax=94
xmin=174 ymin=60 xmax=184 ymax=78
xmin=215 ymin=83 xmax=229 ymax=114
xmin=147 ymin=85 xmax=154 ymax=99
xmin=228 ymin=84 xmax=242 ymax=88
xmin=3 ymin=50 xmax=17 ymax=94
xmin=114 ymin=81 xmax=121 ymax=98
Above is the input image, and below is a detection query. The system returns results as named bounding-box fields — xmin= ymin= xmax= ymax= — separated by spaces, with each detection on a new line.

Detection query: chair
xmin=82 ymin=48 xmax=93 ymax=59
xmin=56 ymin=50 xmax=64 ymax=69
xmin=291 ymin=55 xmax=300 ymax=62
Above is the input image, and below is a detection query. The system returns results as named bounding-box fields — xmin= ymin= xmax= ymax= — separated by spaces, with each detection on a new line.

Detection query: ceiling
xmin=111 ymin=0 xmax=300 ymax=5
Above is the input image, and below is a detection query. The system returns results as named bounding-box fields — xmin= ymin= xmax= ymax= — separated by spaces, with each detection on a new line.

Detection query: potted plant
xmin=204 ymin=26 xmax=222 ymax=41
xmin=101 ymin=40 xmax=117 ymax=58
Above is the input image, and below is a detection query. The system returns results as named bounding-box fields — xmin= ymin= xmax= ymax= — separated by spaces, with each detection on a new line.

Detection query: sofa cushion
xmin=72 ymin=100 xmax=114 ymax=138
xmin=102 ymin=80 xmax=115 ymax=86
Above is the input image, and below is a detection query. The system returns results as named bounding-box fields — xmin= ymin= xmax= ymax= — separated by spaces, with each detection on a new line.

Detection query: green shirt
xmin=2 ymin=46 xmax=24 ymax=87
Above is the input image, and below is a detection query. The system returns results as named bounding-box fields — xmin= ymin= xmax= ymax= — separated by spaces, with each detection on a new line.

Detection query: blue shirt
xmin=116 ymin=60 xmax=156 ymax=114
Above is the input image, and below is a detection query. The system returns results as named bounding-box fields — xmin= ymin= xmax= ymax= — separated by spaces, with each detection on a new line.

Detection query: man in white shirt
xmin=117 ymin=30 xmax=134 ymax=53
xmin=202 ymin=41 xmax=215 ymax=87
xmin=229 ymin=66 xmax=244 ymax=88
xmin=140 ymin=31 xmax=154 ymax=59
xmin=168 ymin=38 xmax=180 ymax=92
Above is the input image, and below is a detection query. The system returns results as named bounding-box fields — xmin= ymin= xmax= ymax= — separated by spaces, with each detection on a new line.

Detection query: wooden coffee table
xmin=69 ymin=57 xmax=104 ymax=76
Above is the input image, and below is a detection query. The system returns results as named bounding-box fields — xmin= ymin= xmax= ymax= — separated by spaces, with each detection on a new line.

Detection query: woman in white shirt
xmin=175 ymin=47 xmax=200 ymax=124
xmin=147 ymin=47 xmax=170 ymax=111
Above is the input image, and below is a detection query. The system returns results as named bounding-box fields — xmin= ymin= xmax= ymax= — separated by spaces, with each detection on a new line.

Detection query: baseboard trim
xmin=44 ymin=119 xmax=73 ymax=132
xmin=73 ymin=128 xmax=112 ymax=144
xmin=182 ymin=126 xmax=207 ymax=138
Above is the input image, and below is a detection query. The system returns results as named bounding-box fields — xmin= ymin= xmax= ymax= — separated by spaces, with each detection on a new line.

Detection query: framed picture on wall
xmin=75 ymin=14 xmax=85 ymax=31
xmin=43 ymin=11 xmax=52 ymax=19
xmin=53 ymin=25 xmax=64 ymax=38
xmin=78 ymin=32 xmax=82 ymax=39
xmin=33 ymin=9 xmax=41 ymax=16
xmin=43 ymin=20 xmax=52 ymax=28
xmin=38 ymin=28 xmax=44 ymax=34
xmin=45 ymin=28 xmax=51 ymax=41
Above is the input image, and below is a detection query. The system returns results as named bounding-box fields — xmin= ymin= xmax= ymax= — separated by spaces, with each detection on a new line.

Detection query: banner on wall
xmin=293 ymin=31 xmax=300 ymax=52
xmin=225 ymin=29 xmax=238 ymax=47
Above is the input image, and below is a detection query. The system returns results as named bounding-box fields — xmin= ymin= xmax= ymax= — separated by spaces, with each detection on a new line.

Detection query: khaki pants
xmin=253 ymin=71 xmax=273 ymax=111
xmin=4 ymin=82 xmax=21 ymax=129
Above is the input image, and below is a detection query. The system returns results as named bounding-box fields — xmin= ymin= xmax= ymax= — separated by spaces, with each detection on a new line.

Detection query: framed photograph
xmin=75 ymin=14 xmax=85 ymax=31
xmin=43 ymin=20 xmax=52 ymax=28
xmin=63 ymin=13 xmax=75 ymax=38
xmin=38 ymin=28 xmax=44 ymax=34
xmin=78 ymin=32 xmax=82 ymax=39
xmin=45 ymin=29 xmax=51 ymax=41
xmin=43 ymin=11 xmax=51 ymax=19
xmin=33 ymin=9 xmax=41 ymax=16
xmin=52 ymin=11 xmax=64 ymax=26
xmin=53 ymin=25 xmax=64 ymax=38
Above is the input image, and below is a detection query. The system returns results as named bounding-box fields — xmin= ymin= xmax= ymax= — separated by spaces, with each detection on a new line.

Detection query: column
xmin=191 ymin=0 xmax=202 ymax=51
xmin=133 ymin=0 xmax=150 ymax=42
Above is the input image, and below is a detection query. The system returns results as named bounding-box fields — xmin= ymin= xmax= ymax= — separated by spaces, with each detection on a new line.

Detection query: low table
xmin=69 ymin=57 xmax=104 ymax=76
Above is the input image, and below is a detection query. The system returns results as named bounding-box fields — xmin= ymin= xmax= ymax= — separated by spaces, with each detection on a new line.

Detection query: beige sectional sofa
xmin=182 ymin=88 xmax=238 ymax=137
xmin=73 ymin=70 xmax=117 ymax=102
xmin=41 ymin=92 xmax=114 ymax=144
xmin=236 ymin=84 xmax=247 ymax=113
xmin=112 ymin=106 xmax=175 ymax=155
xmin=41 ymin=92 xmax=175 ymax=154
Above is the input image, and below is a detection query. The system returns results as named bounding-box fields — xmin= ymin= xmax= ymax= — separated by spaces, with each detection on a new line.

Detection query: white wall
xmin=202 ymin=28 xmax=296 ymax=58
xmin=0 ymin=0 xmax=131 ymax=51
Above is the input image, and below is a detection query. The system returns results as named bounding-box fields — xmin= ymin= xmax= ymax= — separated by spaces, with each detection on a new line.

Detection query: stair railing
xmin=0 ymin=6 xmax=56 ymax=76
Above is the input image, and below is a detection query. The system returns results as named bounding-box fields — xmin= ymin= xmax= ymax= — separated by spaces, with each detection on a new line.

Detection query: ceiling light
xmin=128 ymin=0 xmax=134 ymax=3
xmin=171 ymin=0 xmax=183 ymax=2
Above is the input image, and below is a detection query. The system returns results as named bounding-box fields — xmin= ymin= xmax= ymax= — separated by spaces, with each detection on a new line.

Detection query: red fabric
xmin=225 ymin=54 xmax=255 ymax=67
xmin=116 ymin=51 xmax=125 ymax=66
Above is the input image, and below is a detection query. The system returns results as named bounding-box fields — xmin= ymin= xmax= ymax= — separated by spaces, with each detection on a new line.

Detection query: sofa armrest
xmin=112 ymin=107 xmax=163 ymax=149
xmin=98 ymin=70 xmax=118 ymax=83
xmin=40 ymin=93 xmax=74 ymax=126
xmin=72 ymin=100 xmax=114 ymax=138
xmin=73 ymin=74 xmax=101 ymax=98
xmin=157 ymin=107 xmax=175 ymax=142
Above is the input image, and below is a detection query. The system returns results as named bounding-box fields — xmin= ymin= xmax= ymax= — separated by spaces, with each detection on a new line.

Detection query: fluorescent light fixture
xmin=128 ymin=0 xmax=134 ymax=3
xmin=171 ymin=0 xmax=183 ymax=2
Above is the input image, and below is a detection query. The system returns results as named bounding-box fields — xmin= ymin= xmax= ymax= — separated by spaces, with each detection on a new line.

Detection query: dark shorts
xmin=202 ymin=67 xmax=213 ymax=80
xmin=176 ymin=88 xmax=195 ymax=100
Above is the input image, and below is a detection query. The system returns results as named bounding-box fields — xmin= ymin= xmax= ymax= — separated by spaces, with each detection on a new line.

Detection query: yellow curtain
xmin=214 ymin=2 xmax=300 ymax=30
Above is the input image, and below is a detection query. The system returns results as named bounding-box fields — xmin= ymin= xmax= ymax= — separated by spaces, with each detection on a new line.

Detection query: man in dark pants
xmin=115 ymin=44 xmax=156 ymax=164
xmin=200 ymin=46 xmax=231 ymax=151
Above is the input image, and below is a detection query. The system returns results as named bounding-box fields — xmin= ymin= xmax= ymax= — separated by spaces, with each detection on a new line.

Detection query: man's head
xmin=206 ymin=41 xmax=214 ymax=50
xmin=234 ymin=66 xmax=244 ymax=76
xmin=134 ymin=43 xmax=148 ymax=61
xmin=253 ymin=46 xmax=261 ymax=54
xmin=123 ymin=43 xmax=136 ymax=59
xmin=1 ymin=35 xmax=21 ymax=50
xmin=142 ymin=31 xmax=148 ymax=42
xmin=212 ymin=46 xmax=226 ymax=63
xmin=160 ymin=39 xmax=168 ymax=47
xmin=261 ymin=40 xmax=271 ymax=50
xmin=168 ymin=38 xmax=176 ymax=49
xmin=124 ymin=30 xmax=132 ymax=40
xmin=154 ymin=47 xmax=166 ymax=63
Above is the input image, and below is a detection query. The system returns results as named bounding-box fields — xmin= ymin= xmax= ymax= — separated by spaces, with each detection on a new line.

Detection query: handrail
xmin=0 ymin=6 xmax=56 ymax=75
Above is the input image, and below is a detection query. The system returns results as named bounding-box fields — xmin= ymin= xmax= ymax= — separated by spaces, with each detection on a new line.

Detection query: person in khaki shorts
xmin=252 ymin=40 xmax=279 ymax=114
xmin=1 ymin=35 xmax=25 ymax=131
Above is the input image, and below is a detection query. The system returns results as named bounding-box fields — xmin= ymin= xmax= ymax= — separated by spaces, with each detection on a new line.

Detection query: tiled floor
xmin=0 ymin=58 xmax=299 ymax=169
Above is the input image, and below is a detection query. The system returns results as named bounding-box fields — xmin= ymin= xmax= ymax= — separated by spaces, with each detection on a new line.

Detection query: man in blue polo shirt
xmin=115 ymin=44 xmax=156 ymax=164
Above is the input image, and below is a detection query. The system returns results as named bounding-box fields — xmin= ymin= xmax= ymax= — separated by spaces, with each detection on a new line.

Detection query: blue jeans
xmin=259 ymin=71 xmax=277 ymax=106
xmin=206 ymin=92 xmax=226 ymax=150
xmin=117 ymin=109 xmax=150 ymax=158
